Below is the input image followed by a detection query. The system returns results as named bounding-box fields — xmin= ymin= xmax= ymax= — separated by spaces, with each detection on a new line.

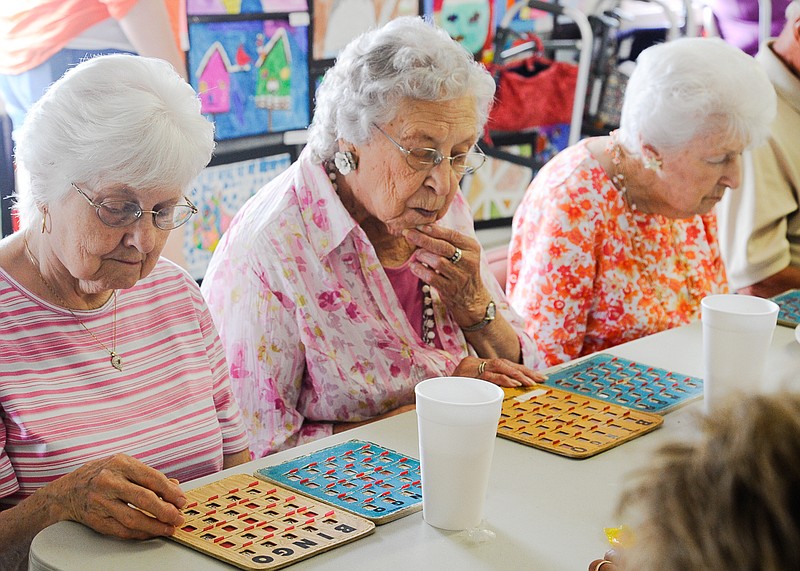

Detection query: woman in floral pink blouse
xmin=202 ymin=17 xmax=543 ymax=458
xmin=507 ymin=38 xmax=776 ymax=367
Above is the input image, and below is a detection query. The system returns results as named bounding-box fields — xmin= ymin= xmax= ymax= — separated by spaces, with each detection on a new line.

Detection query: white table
xmin=29 ymin=321 xmax=800 ymax=571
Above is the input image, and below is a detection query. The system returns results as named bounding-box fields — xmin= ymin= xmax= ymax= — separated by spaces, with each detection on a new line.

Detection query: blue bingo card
xmin=771 ymin=289 xmax=800 ymax=327
xmin=255 ymin=440 xmax=421 ymax=524
xmin=542 ymin=353 xmax=703 ymax=414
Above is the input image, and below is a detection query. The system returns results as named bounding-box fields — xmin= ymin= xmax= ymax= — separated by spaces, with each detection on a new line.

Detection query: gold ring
xmin=477 ymin=361 xmax=486 ymax=377
xmin=594 ymin=561 xmax=612 ymax=571
xmin=448 ymin=247 xmax=463 ymax=264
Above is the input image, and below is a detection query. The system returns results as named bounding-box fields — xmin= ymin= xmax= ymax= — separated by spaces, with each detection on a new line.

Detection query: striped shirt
xmin=0 ymin=258 xmax=248 ymax=504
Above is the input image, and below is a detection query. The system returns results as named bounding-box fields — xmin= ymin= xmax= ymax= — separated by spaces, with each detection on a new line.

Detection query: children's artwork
xmin=312 ymin=0 xmax=419 ymax=61
xmin=184 ymin=152 xmax=292 ymax=281
xmin=497 ymin=385 xmax=663 ymax=458
xmin=542 ymin=354 xmax=704 ymax=415
xmin=494 ymin=0 xmax=561 ymax=42
xmin=188 ymin=18 xmax=310 ymax=139
xmin=256 ymin=440 xmax=422 ymax=524
xmin=460 ymin=148 xmax=533 ymax=223
xmin=170 ymin=474 xmax=374 ymax=570
xmin=424 ymin=0 xmax=494 ymax=61
xmin=187 ymin=0 xmax=308 ymax=15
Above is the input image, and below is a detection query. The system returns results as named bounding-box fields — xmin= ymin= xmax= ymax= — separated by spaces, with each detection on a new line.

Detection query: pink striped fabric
xmin=0 ymin=258 xmax=248 ymax=504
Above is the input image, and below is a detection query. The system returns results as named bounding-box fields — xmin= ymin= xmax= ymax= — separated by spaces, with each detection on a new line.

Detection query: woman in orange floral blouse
xmin=507 ymin=38 xmax=777 ymax=367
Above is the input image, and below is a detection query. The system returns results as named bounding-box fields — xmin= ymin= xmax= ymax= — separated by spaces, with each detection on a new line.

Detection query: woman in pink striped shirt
xmin=0 ymin=54 xmax=249 ymax=567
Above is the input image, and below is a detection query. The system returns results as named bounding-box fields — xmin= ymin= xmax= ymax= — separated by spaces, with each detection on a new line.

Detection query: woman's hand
xmin=403 ymin=224 xmax=492 ymax=328
xmin=453 ymin=356 xmax=544 ymax=388
xmin=589 ymin=548 xmax=622 ymax=571
xmin=47 ymin=454 xmax=187 ymax=539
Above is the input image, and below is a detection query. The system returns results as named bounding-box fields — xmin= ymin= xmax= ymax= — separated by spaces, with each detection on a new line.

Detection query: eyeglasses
xmin=72 ymin=183 xmax=197 ymax=230
xmin=372 ymin=124 xmax=486 ymax=175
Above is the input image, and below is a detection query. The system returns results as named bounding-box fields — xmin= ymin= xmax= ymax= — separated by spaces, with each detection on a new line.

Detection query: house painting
xmin=254 ymin=28 xmax=292 ymax=111
xmin=195 ymin=42 xmax=234 ymax=114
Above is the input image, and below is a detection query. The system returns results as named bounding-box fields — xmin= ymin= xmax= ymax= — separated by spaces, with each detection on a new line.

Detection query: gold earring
xmin=40 ymin=208 xmax=50 ymax=234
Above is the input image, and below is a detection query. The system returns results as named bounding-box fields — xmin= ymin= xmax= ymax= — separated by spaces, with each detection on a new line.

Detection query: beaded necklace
xmin=325 ymin=161 xmax=437 ymax=347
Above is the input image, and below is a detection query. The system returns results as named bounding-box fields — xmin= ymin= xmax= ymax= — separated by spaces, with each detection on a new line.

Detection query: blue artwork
xmin=188 ymin=18 xmax=310 ymax=140
xmin=187 ymin=0 xmax=308 ymax=15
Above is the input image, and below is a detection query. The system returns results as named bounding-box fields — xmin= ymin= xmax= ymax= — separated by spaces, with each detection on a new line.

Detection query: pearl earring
xmin=643 ymin=155 xmax=662 ymax=172
xmin=334 ymin=151 xmax=357 ymax=175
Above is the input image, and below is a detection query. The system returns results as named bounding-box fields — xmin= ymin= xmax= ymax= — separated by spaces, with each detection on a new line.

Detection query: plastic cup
xmin=414 ymin=376 xmax=504 ymax=530
xmin=701 ymin=294 xmax=779 ymax=414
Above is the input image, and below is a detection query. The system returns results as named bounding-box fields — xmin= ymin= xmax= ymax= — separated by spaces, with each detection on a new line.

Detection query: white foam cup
xmin=701 ymin=294 xmax=778 ymax=414
xmin=414 ymin=376 xmax=504 ymax=530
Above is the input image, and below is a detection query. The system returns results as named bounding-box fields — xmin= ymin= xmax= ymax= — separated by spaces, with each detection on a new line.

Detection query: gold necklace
xmin=23 ymin=233 xmax=123 ymax=371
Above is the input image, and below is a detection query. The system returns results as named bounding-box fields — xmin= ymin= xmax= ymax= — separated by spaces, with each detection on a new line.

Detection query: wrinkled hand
xmin=403 ymin=224 xmax=491 ymax=327
xmin=50 ymin=454 xmax=186 ymax=540
xmin=453 ymin=356 xmax=545 ymax=388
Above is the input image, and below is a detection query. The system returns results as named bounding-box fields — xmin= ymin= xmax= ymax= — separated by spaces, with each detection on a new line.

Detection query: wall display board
xmin=183 ymin=150 xmax=293 ymax=281
xmin=462 ymin=146 xmax=534 ymax=229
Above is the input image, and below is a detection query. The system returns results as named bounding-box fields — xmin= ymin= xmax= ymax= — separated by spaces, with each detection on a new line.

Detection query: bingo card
xmin=771 ymin=289 xmax=800 ymax=327
xmin=541 ymin=353 xmax=703 ymax=414
xmin=170 ymin=473 xmax=375 ymax=570
xmin=256 ymin=440 xmax=422 ymax=524
xmin=497 ymin=385 xmax=663 ymax=459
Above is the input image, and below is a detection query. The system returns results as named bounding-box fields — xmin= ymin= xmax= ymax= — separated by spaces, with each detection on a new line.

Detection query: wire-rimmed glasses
xmin=373 ymin=124 xmax=486 ymax=175
xmin=72 ymin=183 xmax=197 ymax=230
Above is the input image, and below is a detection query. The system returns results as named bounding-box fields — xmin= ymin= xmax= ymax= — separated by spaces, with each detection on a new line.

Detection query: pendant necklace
xmin=23 ymin=233 xmax=123 ymax=371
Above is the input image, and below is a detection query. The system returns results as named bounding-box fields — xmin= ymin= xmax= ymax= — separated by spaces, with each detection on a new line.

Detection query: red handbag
xmin=487 ymin=37 xmax=578 ymax=133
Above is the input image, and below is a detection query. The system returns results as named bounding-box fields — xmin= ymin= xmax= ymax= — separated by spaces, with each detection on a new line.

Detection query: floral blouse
xmin=201 ymin=149 xmax=540 ymax=458
xmin=507 ymin=139 xmax=728 ymax=367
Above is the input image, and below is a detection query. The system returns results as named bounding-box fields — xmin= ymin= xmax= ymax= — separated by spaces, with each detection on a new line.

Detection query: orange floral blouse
xmin=507 ymin=139 xmax=728 ymax=367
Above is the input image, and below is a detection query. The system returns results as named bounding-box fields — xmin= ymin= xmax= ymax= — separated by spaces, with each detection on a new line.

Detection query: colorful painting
xmin=187 ymin=0 xmax=308 ymax=15
xmin=460 ymin=149 xmax=533 ymax=222
xmin=312 ymin=0 xmax=419 ymax=61
xmin=184 ymin=152 xmax=292 ymax=280
xmin=424 ymin=0 xmax=494 ymax=60
xmin=188 ymin=18 xmax=309 ymax=139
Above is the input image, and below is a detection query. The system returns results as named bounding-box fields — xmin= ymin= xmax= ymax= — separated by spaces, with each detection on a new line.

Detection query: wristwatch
xmin=462 ymin=300 xmax=496 ymax=332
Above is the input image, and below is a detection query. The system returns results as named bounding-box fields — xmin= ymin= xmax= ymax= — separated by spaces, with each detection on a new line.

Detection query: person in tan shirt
xmin=717 ymin=0 xmax=800 ymax=298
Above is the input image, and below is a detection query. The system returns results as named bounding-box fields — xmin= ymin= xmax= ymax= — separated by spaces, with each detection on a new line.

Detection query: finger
xmin=589 ymin=559 xmax=617 ymax=571
xmin=121 ymin=484 xmax=185 ymax=528
xmin=120 ymin=456 xmax=187 ymax=510
xmin=411 ymin=224 xmax=472 ymax=248
xmin=483 ymin=359 xmax=542 ymax=387
xmin=411 ymin=250 xmax=463 ymax=277
xmin=406 ymin=234 xmax=463 ymax=268
xmin=90 ymin=456 xmax=185 ymax=526
xmin=605 ymin=548 xmax=621 ymax=562
xmin=82 ymin=499 xmax=179 ymax=539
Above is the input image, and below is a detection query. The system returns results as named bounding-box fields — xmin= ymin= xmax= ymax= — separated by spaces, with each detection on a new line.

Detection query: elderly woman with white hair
xmin=0 ymin=54 xmax=249 ymax=567
xmin=507 ymin=37 xmax=777 ymax=367
xmin=202 ymin=16 xmax=543 ymax=458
